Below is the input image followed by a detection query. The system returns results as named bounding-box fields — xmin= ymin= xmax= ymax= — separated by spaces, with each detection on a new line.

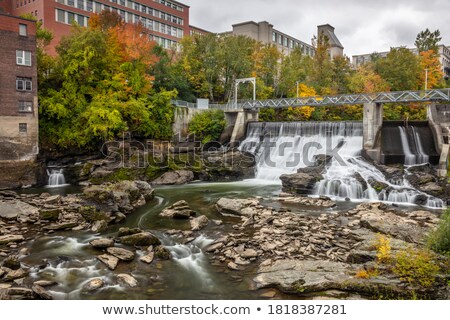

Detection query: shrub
xmin=188 ymin=110 xmax=226 ymax=144
xmin=355 ymin=267 xmax=379 ymax=279
xmin=427 ymin=210 xmax=450 ymax=256
xmin=374 ymin=234 xmax=392 ymax=263
xmin=393 ymin=247 xmax=440 ymax=288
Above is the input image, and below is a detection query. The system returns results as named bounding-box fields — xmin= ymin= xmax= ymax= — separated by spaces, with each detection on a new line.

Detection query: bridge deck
xmin=172 ymin=89 xmax=450 ymax=110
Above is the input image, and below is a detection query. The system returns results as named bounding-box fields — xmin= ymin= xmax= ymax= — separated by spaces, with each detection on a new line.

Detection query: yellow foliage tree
xmin=418 ymin=50 xmax=444 ymax=89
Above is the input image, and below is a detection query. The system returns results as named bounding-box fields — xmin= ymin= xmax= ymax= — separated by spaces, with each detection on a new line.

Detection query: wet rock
xmin=159 ymin=200 xmax=196 ymax=219
xmin=278 ymin=195 xmax=336 ymax=208
xmin=117 ymin=274 xmax=138 ymax=288
xmin=91 ymin=220 xmax=108 ymax=233
xmin=205 ymin=242 xmax=224 ymax=253
xmin=97 ymin=254 xmax=119 ymax=270
xmin=154 ymin=246 xmax=171 ymax=260
xmin=106 ymin=247 xmax=135 ymax=262
xmin=44 ymin=195 xmax=61 ymax=205
xmin=2 ymin=287 xmax=34 ymax=299
xmin=216 ymin=198 xmax=259 ymax=216
xmin=82 ymin=278 xmax=105 ymax=292
xmin=32 ymin=285 xmax=53 ymax=300
xmin=33 ymin=280 xmax=57 ymax=287
xmin=2 ymin=255 xmax=21 ymax=270
xmin=119 ymin=232 xmax=161 ymax=247
xmin=139 ymin=252 xmax=154 ymax=264
xmin=0 ymin=235 xmax=24 ymax=245
xmin=152 ymin=170 xmax=194 ymax=186
xmin=44 ymin=221 xmax=79 ymax=231
xmin=90 ymin=238 xmax=114 ymax=249
xmin=118 ymin=227 xmax=142 ymax=237
xmin=5 ymin=268 xmax=28 ymax=281
xmin=190 ymin=215 xmax=209 ymax=231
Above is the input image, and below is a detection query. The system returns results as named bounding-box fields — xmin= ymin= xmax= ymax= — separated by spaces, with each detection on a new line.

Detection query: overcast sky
xmin=183 ymin=0 xmax=450 ymax=58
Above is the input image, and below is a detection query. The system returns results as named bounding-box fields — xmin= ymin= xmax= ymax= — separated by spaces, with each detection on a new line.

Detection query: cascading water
xmin=47 ymin=168 xmax=67 ymax=187
xmin=398 ymin=126 xmax=429 ymax=165
xmin=239 ymin=122 xmax=443 ymax=208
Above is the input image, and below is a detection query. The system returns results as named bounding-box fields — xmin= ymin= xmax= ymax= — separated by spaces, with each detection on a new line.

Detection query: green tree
xmin=277 ymin=47 xmax=312 ymax=97
xmin=415 ymin=28 xmax=441 ymax=53
xmin=310 ymin=32 xmax=334 ymax=94
xmin=374 ymin=47 xmax=420 ymax=91
xmin=188 ymin=110 xmax=226 ymax=143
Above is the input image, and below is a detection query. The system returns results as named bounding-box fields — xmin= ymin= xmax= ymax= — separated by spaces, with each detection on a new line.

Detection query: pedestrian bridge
xmin=172 ymin=88 xmax=450 ymax=110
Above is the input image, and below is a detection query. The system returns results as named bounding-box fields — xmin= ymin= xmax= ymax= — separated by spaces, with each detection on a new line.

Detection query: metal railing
xmin=171 ymin=89 xmax=450 ymax=110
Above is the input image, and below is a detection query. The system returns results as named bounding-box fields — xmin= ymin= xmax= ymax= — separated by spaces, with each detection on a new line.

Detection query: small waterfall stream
xmin=240 ymin=122 xmax=443 ymax=208
xmin=47 ymin=169 xmax=67 ymax=187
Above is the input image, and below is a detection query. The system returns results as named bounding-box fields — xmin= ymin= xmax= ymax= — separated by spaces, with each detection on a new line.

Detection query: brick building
xmin=0 ymin=13 xmax=38 ymax=161
xmin=0 ymin=0 xmax=190 ymax=54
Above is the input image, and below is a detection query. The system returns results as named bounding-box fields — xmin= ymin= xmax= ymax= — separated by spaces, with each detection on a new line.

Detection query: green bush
xmin=428 ymin=210 xmax=450 ymax=256
xmin=188 ymin=110 xmax=226 ymax=144
xmin=393 ymin=247 xmax=440 ymax=288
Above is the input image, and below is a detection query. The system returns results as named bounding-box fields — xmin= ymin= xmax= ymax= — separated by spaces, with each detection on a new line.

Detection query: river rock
xmin=82 ymin=278 xmax=105 ymax=292
xmin=0 ymin=200 xmax=39 ymax=220
xmin=278 ymin=195 xmax=336 ymax=208
xmin=39 ymin=208 xmax=62 ymax=221
xmin=190 ymin=215 xmax=209 ymax=231
xmin=119 ymin=232 xmax=161 ymax=247
xmin=1 ymin=287 xmax=35 ymax=299
xmin=118 ymin=227 xmax=142 ymax=237
xmin=280 ymin=172 xmax=321 ymax=195
xmin=44 ymin=221 xmax=79 ymax=231
xmin=159 ymin=200 xmax=196 ymax=219
xmin=97 ymin=254 xmax=119 ymax=270
xmin=216 ymin=198 xmax=259 ymax=216
xmin=5 ymin=268 xmax=28 ymax=281
xmin=90 ymin=238 xmax=114 ymax=249
xmin=139 ymin=252 xmax=154 ymax=264
xmin=152 ymin=170 xmax=194 ymax=186
xmin=33 ymin=280 xmax=57 ymax=287
xmin=91 ymin=220 xmax=108 ymax=233
xmin=32 ymin=285 xmax=53 ymax=300
xmin=241 ymin=249 xmax=258 ymax=259
xmin=0 ymin=235 xmax=24 ymax=245
xmin=154 ymin=246 xmax=171 ymax=260
xmin=2 ymin=255 xmax=21 ymax=270
xmin=106 ymin=247 xmax=135 ymax=261
xmin=116 ymin=274 xmax=138 ymax=288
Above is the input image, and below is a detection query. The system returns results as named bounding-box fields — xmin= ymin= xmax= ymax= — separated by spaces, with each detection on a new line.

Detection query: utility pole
xmin=425 ymin=68 xmax=428 ymax=91
xmin=296 ymin=81 xmax=300 ymax=98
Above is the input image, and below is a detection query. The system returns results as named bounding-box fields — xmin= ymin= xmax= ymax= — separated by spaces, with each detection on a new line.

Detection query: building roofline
xmin=166 ymin=0 xmax=190 ymax=8
xmin=0 ymin=12 xmax=37 ymax=23
xmin=317 ymin=24 xmax=335 ymax=31
xmin=189 ymin=25 xmax=211 ymax=34
xmin=232 ymin=20 xmax=260 ymax=28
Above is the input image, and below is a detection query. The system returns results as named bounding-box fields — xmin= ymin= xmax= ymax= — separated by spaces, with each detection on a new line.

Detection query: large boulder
xmin=106 ymin=247 xmax=135 ymax=261
xmin=152 ymin=170 xmax=194 ymax=186
xmin=190 ymin=215 xmax=209 ymax=231
xmin=159 ymin=200 xmax=196 ymax=219
xmin=0 ymin=200 xmax=39 ymax=221
xmin=199 ymin=150 xmax=256 ymax=182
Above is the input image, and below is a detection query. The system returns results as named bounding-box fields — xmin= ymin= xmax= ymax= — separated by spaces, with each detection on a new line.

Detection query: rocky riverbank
xmin=206 ymin=197 xmax=449 ymax=299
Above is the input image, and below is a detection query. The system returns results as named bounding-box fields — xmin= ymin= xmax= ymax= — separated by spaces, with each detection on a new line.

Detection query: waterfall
xmin=239 ymin=122 xmax=443 ymax=208
xmin=47 ymin=169 xmax=67 ymax=187
xmin=398 ymin=126 xmax=429 ymax=165
xmin=410 ymin=126 xmax=429 ymax=164
xmin=398 ymin=127 xmax=416 ymax=165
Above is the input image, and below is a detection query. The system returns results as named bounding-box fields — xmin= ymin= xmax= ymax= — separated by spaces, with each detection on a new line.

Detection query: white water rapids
xmin=239 ymin=122 xmax=443 ymax=208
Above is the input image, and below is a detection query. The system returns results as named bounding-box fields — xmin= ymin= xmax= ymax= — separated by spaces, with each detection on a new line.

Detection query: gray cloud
xmin=183 ymin=0 xmax=450 ymax=57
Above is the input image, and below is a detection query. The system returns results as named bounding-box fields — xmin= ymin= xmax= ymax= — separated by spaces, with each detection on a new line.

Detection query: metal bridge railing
xmin=172 ymin=88 xmax=450 ymax=110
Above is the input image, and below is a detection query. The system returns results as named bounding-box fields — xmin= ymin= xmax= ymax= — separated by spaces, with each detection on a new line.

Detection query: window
xmin=19 ymin=101 xmax=33 ymax=112
xmin=77 ymin=0 xmax=84 ymax=10
xmin=16 ymin=77 xmax=32 ymax=91
xmin=283 ymin=37 xmax=288 ymax=47
xmin=86 ymin=0 xmax=93 ymax=11
xmin=77 ymin=14 xmax=84 ymax=26
xmin=19 ymin=24 xmax=27 ymax=36
xmin=19 ymin=123 xmax=28 ymax=133
xmin=272 ymin=32 xmax=276 ymax=42
xmin=56 ymin=9 xmax=65 ymax=22
xmin=68 ymin=12 xmax=75 ymax=24
xmin=67 ymin=0 xmax=74 ymax=7
xmin=278 ymin=35 xmax=282 ymax=45
xmin=16 ymin=50 xmax=32 ymax=66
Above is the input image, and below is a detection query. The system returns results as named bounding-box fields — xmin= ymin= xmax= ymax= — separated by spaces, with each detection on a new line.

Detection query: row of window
xmin=56 ymin=9 xmax=89 ymax=26
xmin=16 ymin=0 xmax=35 ymax=8
xmin=154 ymin=0 xmax=185 ymax=12
xmin=56 ymin=0 xmax=184 ymax=25
xmin=55 ymin=7 xmax=183 ymax=38
xmin=152 ymin=35 xmax=177 ymax=49
xmin=272 ymin=32 xmax=314 ymax=56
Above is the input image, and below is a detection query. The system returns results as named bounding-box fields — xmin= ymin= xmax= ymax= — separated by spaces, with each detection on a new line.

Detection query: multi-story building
xmin=189 ymin=24 xmax=210 ymax=37
xmin=0 ymin=0 xmax=190 ymax=54
xmin=353 ymin=45 xmax=450 ymax=79
xmin=0 ymin=13 xmax=38 ymax=161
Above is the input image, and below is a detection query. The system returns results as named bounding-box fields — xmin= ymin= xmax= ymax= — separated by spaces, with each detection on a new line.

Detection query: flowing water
xmin=21 ymin=182 xmax=299 ymax=300
xmin=47 ymin=169 xmax=68 ymax=188
xmin=239 ymin=122 xmax=443 ymax=208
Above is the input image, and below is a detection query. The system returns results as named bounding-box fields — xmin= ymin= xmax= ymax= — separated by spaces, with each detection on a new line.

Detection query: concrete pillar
xmin=229 ymin=110 xmax=259 ymax=146
xmin=363 ymin=102 xmax=383 ymax=162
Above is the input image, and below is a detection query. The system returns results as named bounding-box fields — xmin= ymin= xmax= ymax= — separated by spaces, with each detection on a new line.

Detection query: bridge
xmin=172 ymin=88 xmax=450 ymax=110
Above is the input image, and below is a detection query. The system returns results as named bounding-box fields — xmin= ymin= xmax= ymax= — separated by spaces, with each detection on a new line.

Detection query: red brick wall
xmin=0 ymin=14 xmax=37 ymax=117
